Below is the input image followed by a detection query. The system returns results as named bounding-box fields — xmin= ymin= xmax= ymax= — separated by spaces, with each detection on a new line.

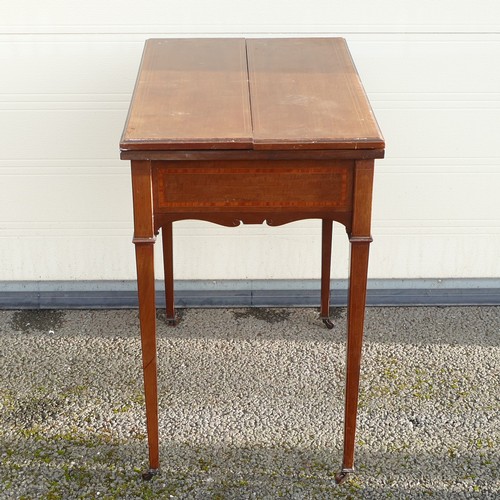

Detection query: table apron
xmin=152 ymin=160 xmax=354 ymax=216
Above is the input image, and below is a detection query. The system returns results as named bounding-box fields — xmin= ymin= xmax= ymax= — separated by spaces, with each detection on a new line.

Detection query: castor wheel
xmin=322 ymin=318 xmax=334 ymax=330
xmin=335 ymin=468 xmax=354 ymax=484
xmin=335 ymin=471 xmax=348 ymax=484
xmin=141 ymin=469 xmax=159 ymax=481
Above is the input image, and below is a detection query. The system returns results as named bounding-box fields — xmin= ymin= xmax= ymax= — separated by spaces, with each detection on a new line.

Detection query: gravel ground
xmin=0 ymin=306 xmax=498 ymax=499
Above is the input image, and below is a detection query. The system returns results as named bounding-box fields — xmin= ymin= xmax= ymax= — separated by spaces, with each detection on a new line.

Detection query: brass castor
xmin=335 ymin=468 xmax=354 ymax=485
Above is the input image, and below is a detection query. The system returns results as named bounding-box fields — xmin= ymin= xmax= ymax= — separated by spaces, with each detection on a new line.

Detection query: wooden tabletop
xmin=120 ymin=38 xmax=384 ymax=152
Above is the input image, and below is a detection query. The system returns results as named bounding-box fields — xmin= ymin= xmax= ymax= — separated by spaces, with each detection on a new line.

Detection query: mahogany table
xmin=120 ymin=38 xmax=384 ymax=483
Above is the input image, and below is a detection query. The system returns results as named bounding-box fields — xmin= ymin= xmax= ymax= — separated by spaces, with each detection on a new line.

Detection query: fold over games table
xmin=120 ymin=38 xmax=385 ymax=483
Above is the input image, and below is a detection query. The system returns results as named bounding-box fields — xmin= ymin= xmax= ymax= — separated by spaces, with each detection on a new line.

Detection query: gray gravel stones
xmin=0 ymin=306 xmax=499 ymax=498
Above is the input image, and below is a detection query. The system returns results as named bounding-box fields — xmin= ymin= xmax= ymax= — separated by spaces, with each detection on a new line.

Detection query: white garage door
xmin=1 ymin=1 xmax=499 ymax=290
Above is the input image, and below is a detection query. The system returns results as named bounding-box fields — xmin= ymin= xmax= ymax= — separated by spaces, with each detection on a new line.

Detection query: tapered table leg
xmin=131 ymin=160 xmax=160 ymax=478
xmin=321 ymin=219 xmax=334 ymax=329
xmin=162 ymin=221 xmax=176 ymax=324
xmin=135 ymin=242 xmax=160 ymax=477
xmin=336 ymin=239 xmax=370 ymax=483
xmin=336 ymin=159 xmax=374 ymax=484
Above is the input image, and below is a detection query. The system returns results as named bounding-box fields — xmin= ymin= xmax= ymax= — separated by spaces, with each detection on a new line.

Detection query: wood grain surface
xmin=121 ymin=38 xmax=252 ymax=150
xmin=247 ymin=38 xmax=384 ymax=150
xmin=120 ymin=38 xmax=385 ymax=153
xmin=153 ymin=160 xmax=353 ymax=211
